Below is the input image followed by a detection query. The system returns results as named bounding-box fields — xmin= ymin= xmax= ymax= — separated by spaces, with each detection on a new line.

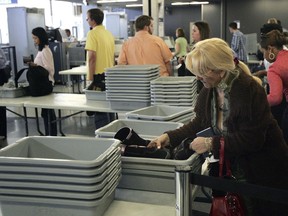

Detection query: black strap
xmin=190 ymin=173 xmax=288 ymax=204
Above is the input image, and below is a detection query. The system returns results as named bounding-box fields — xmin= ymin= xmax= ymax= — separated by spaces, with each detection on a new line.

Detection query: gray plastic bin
xmin=0 ymin=136 xmax=120 ymax=168
xmin=84 ymin=90 xmax=107 ymax=101
xmin=118 ymin=153 xmax=204 ymax=194
xmin=0 ymin=87 xmax=27 ymax=98
xmin=95 ymin=119 xmax=183 ymax=140
xmin=109 ymin=100 xmax=151 ymax=111
xmin=125 ymin=105 xmax=194 ymax=121
xmin=0 ymin=183 xmax=117 ymax=216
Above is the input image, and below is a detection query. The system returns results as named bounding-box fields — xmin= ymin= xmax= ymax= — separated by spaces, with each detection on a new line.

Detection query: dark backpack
xmin=15 ymin=66 xmax=53 ymax=97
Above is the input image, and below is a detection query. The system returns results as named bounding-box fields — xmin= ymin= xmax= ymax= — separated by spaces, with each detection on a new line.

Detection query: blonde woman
xmin=149 ymin=38 xmax=288 ymax=215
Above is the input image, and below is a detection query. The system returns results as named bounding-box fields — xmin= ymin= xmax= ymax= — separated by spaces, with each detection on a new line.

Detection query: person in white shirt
xmin=30 ymin=27 xmax=57 ymax=136
xmin=65 ymin=29 xmax=77 ymax=42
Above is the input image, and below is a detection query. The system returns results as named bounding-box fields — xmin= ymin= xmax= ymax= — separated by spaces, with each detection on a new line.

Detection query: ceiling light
xmin=97 ymin=0 xmax=137 ymax=3
xmin=172 ymin=1 xmax=209 ymax=6
xmin=126 ymin=4 xmax=143 ymax=7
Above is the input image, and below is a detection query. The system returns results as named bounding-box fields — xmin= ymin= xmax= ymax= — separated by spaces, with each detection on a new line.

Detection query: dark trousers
xmin=41 ymin=108 xmax=57 ymax=136
xmin=88 ymin=74 xmax=116 ymax=129
xmin=0 ymin=106 xmax=6 ymax=139
xmin=177 ymin=57 xmax=186 ymax=77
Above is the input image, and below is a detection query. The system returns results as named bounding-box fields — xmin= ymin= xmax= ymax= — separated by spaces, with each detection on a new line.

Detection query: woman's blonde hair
xmin=185 ymin=38 xmax=251 ymax=77
xmin=267 ymin=18 xmax=278 ymax=24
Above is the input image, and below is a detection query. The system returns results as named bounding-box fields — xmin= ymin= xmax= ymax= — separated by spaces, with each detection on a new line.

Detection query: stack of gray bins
xmin=0 ymin=136 xmax=121 ymax=216
xmin=125 ymin=105 xmax=195 ymax=124
xmin=151 ymin=77 xmax=198 ymax=107
xmin=105 ymin=65 xmax=160 ymax=111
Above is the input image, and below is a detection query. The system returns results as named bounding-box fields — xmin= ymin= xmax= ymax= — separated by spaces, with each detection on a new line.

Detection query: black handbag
xmin=114 ymin=127 xmax=170 ymax=159
xmin=15 ymin=66 xmax=53 ymax=97
xmin=209 ymin=137 xmax=245 ymax=216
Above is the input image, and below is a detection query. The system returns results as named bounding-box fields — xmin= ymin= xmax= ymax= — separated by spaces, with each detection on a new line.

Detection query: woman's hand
xmin=147 ymin=133 xmax=170 ymax=149
xmin=190 ymin=137 xmax=212 ymax=154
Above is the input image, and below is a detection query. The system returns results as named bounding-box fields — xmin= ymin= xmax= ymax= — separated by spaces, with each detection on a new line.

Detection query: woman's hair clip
xmin=234 ymin=57 xmax=239 ymax=65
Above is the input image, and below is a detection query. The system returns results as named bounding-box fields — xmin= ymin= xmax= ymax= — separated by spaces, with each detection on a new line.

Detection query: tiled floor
xmin=1 ymin=83 xmax=211 ymax=215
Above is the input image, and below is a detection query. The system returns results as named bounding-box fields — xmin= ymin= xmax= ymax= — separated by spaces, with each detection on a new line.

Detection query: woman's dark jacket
xmin=167 ymin=71 xmax=288 ymax=189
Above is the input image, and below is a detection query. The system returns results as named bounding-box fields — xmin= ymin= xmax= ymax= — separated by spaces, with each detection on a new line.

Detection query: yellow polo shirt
xmin=85 ymin=25 xmax=115 ymax=75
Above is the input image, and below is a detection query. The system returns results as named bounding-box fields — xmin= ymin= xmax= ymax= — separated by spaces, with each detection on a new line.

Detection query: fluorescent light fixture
xmin=172 ymin=1 xmax=209 ymax=5
xmin=126 ymin=4 xmax=143 ymax=7
xmin=97 ymin=0 xmax=137 ymax=3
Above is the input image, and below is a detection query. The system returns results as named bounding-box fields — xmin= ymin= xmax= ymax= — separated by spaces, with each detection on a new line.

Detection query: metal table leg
xmin=58 ymin=110 xmax=65 ymax=136
xmin=175 ymin=165 xmax=192 ymax=216
xmin=23 ymin=107 xmax=29 ymax=136
xmin=35 ymin=108 xmax=44 ymax=136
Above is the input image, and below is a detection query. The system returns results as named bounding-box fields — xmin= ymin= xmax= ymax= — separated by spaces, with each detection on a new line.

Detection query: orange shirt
xmin=117 ymin=31 xmax=173 ymax=76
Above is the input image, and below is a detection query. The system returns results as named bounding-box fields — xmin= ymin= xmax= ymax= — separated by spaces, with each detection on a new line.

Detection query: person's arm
xmin=174 ymin=42 xmax=180 ymax=57
xmin=87 ymin=50 xmax=96 ymax=81
xmin=41 ymin=49 xmax=54 ymax=77
xmin=149 ymin=88 xmax=211 ymax=150
xmin=159 ymin=39 xmax=173 ymax=76
xmin=267 ymin=67 xmax=284 ymax=106
xmin=253 ymin=70 xmax=267 ymax=79
xmin=164 ymin=61 xmax=172 ymax=76
xmin=117 ymin=42 xmax=127 ymax=65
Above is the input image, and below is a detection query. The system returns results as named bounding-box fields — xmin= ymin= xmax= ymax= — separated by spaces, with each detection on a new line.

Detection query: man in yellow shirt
xmin=117 ymin=15 xmax=173 ymax=76
xmin=85 ymin=8 xmax=115 ymax=127
xmin=85 ymin=8 xmax=115 ymax=86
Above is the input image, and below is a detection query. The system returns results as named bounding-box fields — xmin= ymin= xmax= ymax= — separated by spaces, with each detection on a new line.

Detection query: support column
xmin=142 ymin=0 xmax=163 ymax=36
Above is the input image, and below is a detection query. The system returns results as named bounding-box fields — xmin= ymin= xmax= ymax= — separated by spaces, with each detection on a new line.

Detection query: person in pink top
xmin=117 ymin=15 xmax=173 ymax=76
xmin=260 ymin=29 xmax=288 ymax=142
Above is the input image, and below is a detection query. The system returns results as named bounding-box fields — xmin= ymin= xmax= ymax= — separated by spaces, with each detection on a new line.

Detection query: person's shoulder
xmin=151 ymin=35 xmax=166 ymax=43
xmin=86 ymin=30 xmax=94 ymax=39
xmin=236 ymin=30 xmax=244 ymax=36
xmin=42 ymin=46 xmax=51 ymax=53
xmin=105 ymin=30 xmax=114 ymax=38
xmin=179 ymin=37 xmax=188 ymax=43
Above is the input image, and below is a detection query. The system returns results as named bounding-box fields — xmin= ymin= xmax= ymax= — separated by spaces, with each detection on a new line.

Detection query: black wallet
xmin=196 ymin=127 xmax=215 ymax=137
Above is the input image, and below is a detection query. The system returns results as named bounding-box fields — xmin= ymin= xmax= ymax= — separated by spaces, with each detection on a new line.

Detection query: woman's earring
xmin=269 ymin=51 xmax=275 ymax=61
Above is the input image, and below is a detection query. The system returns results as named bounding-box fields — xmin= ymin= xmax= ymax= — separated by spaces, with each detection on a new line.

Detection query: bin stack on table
xmin=150 ymin=77 xmax=198 ymax=107
xmin=105 ymin=65 xmax=160 ymax=111
xmin=95 ymin=119 xmax=203 ymax=195
xmin=125 ymin=105 xmax=196 ymax=124
xmin=0 ymin=136 xmax=121 ymax=216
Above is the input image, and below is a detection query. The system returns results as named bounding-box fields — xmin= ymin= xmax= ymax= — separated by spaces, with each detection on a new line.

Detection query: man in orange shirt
xmin=117 ymin=15 xmax=173 ymax=76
